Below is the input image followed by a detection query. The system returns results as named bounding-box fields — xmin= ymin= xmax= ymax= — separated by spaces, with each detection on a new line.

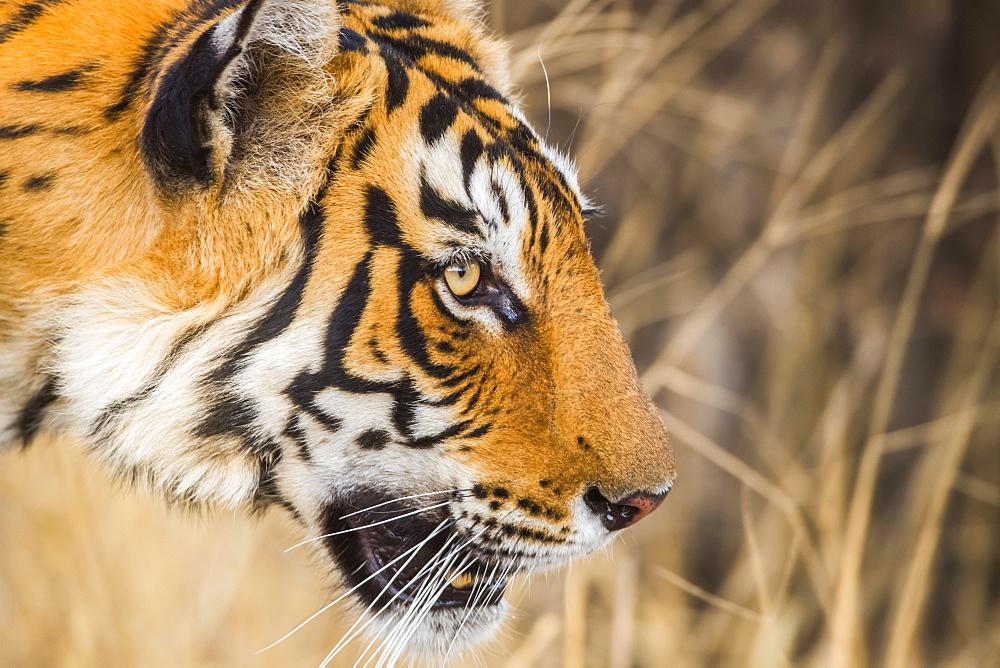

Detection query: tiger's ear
xmin=142 ymin=0 xmax=342 ymax=197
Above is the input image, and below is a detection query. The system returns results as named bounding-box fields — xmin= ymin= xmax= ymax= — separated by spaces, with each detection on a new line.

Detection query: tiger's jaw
xmin=318 ymin=496 xmax=513 ymax=658
xmin=304 ymin=483 xmax=622 ymax=660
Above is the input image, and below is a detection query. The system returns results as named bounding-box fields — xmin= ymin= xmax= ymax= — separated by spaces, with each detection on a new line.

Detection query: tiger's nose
xmin=583 ymin=486 xmax=670 ymax=531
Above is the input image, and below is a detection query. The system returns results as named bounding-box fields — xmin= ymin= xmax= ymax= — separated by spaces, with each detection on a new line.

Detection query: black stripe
xmin=309 ymin=404 xmax=342 ymax=433
xmin=337 ymin=26 xmax=367 ymax=52
xmin=285 ymin=254 xmax=382 ymax=402
xmin=439 ymin=365 xmax=480 ymax=388
xmin=356 ymin=428 xmax=391 ymax=450
xmin=371 ymin=33 xmax=478 ymax=70
xmin=0 ymin=0 xmax=63 ymax=45
xmin=22 ymin=173 xmax=54 ymax=191
xmin=16 ymin=378 xmax=57 ymax=446
xmin=428 ymin=278 xmax=459 ymax=321
xmin=461 ymin=385 xmax=484 ymax=414
xmin=0 ymin=169 xmax=9 ymax=188
xmin=318 ymin=254 xmax=375 ymax=376
xmin=283 ymin=413 xmax=313 ymax=461
xmin=389 ymin=380 xmax=419 ymax=438
xmin=455 ymin=77 xmax=507 ymax=103
xmin=419 ymin=177 xmax=477 ymax=234
xmin=521 ymin=174 xmax=540 ymax=249
xmin=251 ymin=446 xmax=293 ymax=516
xmin=195 ymin=194 xmax=326 ymax=446
xmin=345 ymin=106 xmax=371 ymax=134
xmin=105 ymin=19 xmax=177 ymax=121
xmin=490 ymin=180 xmax=510 ymax=226
xmin=193 ymin=392 xmax=257 ymax=439
xmin=372 ymin=10 xmax=430 ymax=31
xmin=369 ymin=338 xmax=389 ymax=364
xmin=90 ymin=322 xmax=211 ymax=437
xmin=485 ymin=140 xmax=510 ymax=163
xmin=0 ymin=124 xmax=92 ymax=138
xmin=13 ymin=62 xmax=98 ymax=93
xmin=350 ymin=126 xmax=377 ymax=168
xmin=426 ymin=383 xmax=470 ymax=407
xmin=459 ymin=130 xmax=483 ymax=187
xmin=464 ymin=423 xmax=491 ymax=439
xmin=207 ymin=198 xmax=325 ymax=383
xmin=383 ymin=54 xmax=410 ymax=113
xmin=524 ymin=176 xmax=553 ymax=278
xmin=535 ymin=185 xmax=550 ymax=252
xmin=364 ymin=185 xmax=404 ymax=247
xmin=406 ymin=419 xmax=472 ymax=449
xmin=419 ymin=93 xmax=458 ymax=144
xmin=52 ymin=125 xmax=92 ymax=136
xmin=0 ymin=124 xmax=41 ymax=139
xmin=396 ymin=248 xmax=458 ymax=381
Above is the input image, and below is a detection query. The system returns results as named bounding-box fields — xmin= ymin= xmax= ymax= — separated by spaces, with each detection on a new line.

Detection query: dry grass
xmin=3 ymin=0 xmax=1000 ymax=665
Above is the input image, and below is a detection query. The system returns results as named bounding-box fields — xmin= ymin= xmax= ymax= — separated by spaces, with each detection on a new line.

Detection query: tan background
xmin=4 ymin=0 xmax=1000 ymax=665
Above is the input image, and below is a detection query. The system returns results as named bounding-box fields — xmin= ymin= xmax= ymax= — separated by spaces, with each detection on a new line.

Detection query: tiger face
xmin=0 ymin=0 xmax=674 ymax=658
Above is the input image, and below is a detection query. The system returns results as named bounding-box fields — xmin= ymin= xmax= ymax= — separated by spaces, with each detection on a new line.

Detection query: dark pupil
xmin=455 ymin=266 xmax=467 ymax=278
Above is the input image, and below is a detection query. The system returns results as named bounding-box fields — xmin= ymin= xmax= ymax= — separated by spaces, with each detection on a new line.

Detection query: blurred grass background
xmin=3 ymin=0 xmax=1000 ymax=665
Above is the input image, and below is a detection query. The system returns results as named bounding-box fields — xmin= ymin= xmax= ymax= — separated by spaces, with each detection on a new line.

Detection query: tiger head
xmin=0 ymin=0 xmax=674 ymax=658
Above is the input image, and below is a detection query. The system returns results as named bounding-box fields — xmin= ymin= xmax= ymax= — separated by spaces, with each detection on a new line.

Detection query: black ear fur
xmin=141 ymin=0 xmax=261 ymax=191
xmin=141 ymin=0 xmax=337 ymax=194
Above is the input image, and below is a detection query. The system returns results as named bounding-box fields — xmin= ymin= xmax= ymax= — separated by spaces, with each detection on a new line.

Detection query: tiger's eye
xmin=443 ymin=258 xmax=481 ymax=297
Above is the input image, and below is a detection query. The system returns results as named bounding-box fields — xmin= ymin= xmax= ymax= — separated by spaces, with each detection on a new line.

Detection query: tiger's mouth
xmin=321 ymin=498 xmax=508 ymax=612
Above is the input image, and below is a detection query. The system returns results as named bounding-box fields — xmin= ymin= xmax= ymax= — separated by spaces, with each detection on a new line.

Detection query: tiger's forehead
xmin=332 ymin=2 xmax=587 ymax=270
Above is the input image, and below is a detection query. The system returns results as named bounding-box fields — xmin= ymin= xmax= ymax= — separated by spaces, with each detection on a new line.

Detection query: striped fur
xmin=0 ymin=0 xmax=675 ymax=658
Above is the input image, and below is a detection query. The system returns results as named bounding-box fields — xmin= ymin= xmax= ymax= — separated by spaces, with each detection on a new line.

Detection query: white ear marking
xmin=247 ymin=0 xmax=341 ymax=68
xmin=212 ymin=0 xmax=341 ymax=95
xmin=212 ymin=9 xmax=243 ymax=49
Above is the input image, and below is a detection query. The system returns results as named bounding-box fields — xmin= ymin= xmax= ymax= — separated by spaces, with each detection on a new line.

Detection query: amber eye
xmin=443 ymin=258 xmax=482 ymax=297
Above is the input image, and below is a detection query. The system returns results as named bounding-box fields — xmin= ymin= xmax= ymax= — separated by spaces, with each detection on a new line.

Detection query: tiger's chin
xmin=360 ymin=596 xmax=510 ymax=660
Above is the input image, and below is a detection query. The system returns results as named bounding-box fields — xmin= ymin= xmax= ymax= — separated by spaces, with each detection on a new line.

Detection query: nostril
xmin=583 ymin=488 xmax=634 ymax=532
xmin=583 ymin=487 xmax=669 ymax=532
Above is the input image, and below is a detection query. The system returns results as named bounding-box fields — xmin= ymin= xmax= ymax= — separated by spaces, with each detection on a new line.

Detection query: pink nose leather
xmin=616 ymin=490 xmax=668 ymax=528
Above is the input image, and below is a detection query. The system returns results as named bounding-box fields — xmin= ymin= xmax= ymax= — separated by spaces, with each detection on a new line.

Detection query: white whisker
xmin=285 ymin=501 xmax=452 ymax=551
xmin=327 ymin=540 xmax=449 ymax=667
xmin=443 ymin=558 xmax=502 ymax=663
xmin=538 ymin=46 xmax=552 ymax=141
xmin=383 ymin=546 xmax=472 ymax=666
xmin=383 ymin=517 xmax=503 ymax=666
xmin=380 ymin=536 xmax=479 ymax=667
xmin=376 ymin=545 xmax=463 ymax=665
xmin=258 ymin=519 xmax=454 ymax=654
xmin=359 ymin=540 xmax=462 ymax=667
xmin=324 ymin=528 xmax=462 ymax=666
xmin=338 ymin=489 xmax=468 ymax=520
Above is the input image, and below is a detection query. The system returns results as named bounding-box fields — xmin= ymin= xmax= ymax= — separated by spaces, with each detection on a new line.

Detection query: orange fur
xmin=0 ymin=0 xmax=674 ymax=656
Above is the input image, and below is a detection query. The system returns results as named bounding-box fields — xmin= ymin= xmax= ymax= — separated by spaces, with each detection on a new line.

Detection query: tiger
xmin=0 ymin=0 xmax=675 ymax=660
